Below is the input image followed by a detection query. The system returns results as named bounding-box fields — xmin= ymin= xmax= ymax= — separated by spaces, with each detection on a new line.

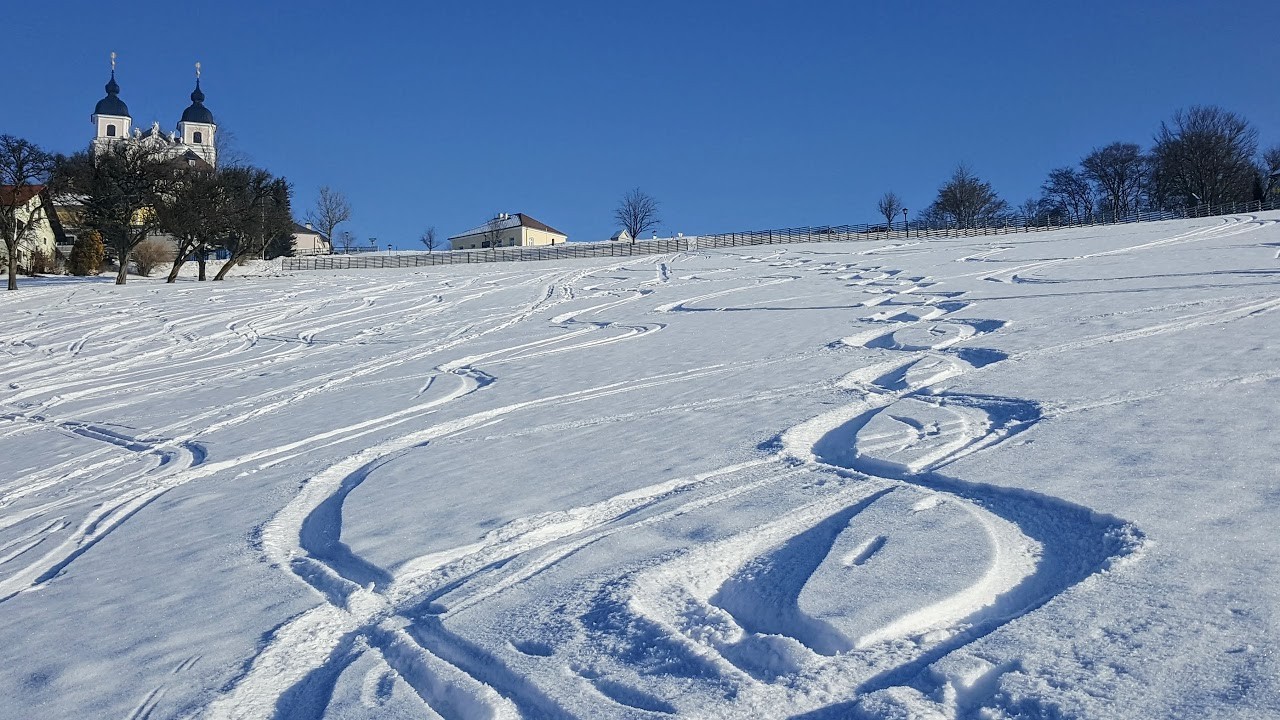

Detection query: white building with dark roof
xmin=291 ymin=222 xmax=332 ymax=255
xmin=449 ymin=213 xmax=568 ymax=250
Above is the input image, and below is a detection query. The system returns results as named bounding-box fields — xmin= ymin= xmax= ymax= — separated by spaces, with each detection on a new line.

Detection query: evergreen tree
xmin=66 ymin=230 xmax=105 ymax=276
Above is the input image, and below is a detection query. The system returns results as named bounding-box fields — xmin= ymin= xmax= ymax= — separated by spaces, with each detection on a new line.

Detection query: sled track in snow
xmin=976 ymin=214 xmax=1276 ymax=284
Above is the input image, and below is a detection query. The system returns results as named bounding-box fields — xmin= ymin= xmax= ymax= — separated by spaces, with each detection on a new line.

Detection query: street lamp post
xmin=902 ymin=208 xmax=909 ymax=239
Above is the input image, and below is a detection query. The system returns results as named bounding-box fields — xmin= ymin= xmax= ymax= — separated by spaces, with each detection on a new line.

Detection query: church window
xmin=193 ymin=131 xmax=203 ymax=144
xmin=106 ymin=124 xmax=117 ymax=137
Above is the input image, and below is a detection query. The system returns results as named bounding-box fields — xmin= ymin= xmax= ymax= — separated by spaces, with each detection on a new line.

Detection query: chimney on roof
xmin=305 ymin=222 xmax=312 ymax=230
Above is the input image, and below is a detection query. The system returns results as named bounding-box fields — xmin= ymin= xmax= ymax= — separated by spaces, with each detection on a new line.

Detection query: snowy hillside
xmin=2 ymin=214 xmax=1279 ymax=719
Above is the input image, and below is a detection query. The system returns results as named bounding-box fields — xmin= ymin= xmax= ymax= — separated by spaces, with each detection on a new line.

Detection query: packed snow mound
xmin=2 ymin=213 xmax=1279 ymax=718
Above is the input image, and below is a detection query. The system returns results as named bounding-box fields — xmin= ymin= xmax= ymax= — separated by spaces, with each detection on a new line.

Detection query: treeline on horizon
xmin=7 ymin=103 xmax=1280 ymax=291
xmin=879 ymin=105 xmax=1280 ymax=231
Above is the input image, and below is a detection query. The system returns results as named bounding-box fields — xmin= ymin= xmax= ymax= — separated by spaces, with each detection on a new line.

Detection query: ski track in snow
xmin=198 ymin=244 xmax=1155 ymax=718
xmin=8 ymin=217 xmax=1277 ymax=718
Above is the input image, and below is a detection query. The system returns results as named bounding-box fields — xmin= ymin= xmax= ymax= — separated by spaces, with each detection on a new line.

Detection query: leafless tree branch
xmin=614 ymin=188 xmax=660 ymax=243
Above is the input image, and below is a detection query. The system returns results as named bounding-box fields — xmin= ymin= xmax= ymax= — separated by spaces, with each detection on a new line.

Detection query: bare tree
xmin=420 ymin=226 xmax=439 ymax=252
xmin=155 ymin=164 xmax=228 ymax=281
xmin=1151 ymin=106 xmax=1259 ymax=208
xmin=923 ymin=164 xmax=1008 ymax=228
xmin=877 ymin=191 xmax=903 ymax=231
xmin=0 ymin=135 xmax=55 ymax=291
xmin=1040 ymin=166 xmax=1096 ymax=223
xmin=61 ymin=144 xmax=167 ymax=285
xmin=481 ymin=214 xmax=507 ymax=249
xmin=614 ymin=188 xmax=661 ymax=243
xmin=1081 ymin=143 xmax=1147 ymax=220
xmin=132 ymin=239 xmax=175 ymax=277
xmin=212 ymin=125 xmax=250 ymax=169
xmin=213 ymin=168 xmax=293 ymax=280
xmin=1264 ymin=144 xmax=1280 ymax=199
xmin=305 ymin=186 xmax=351 ymax=252
xmin=1018 ymin=197 xmax=1049 ymax=226
xmin=337 ymin=230 xmax=357 ymax=253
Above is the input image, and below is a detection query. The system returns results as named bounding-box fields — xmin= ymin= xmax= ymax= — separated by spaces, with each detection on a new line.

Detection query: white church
xmin=90 ymin=54 xmax=218 ymax=169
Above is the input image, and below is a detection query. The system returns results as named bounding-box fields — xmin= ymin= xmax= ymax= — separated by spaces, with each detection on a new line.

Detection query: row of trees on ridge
xmin=884 ymin=105 xmax=1280 ymax=230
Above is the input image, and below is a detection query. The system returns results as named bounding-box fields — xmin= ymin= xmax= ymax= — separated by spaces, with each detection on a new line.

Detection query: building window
xmin=193 ymin=131 xmax=203 ymax=144
xmin=106 ymin=125 xmax=116 ymax=137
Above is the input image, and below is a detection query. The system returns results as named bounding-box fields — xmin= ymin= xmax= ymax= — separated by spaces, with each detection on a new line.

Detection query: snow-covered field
xmin=2 ymin=214 xmax=1279 ymax=719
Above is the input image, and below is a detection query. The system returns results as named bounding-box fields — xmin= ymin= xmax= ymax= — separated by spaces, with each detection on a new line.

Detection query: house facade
xmin=0 ymin=186 xmax=65 ymax=271
xmin=291 ymin=222 xmax=331 ymax=255
xmin=449 ymin=213 xmax=567 ymax=250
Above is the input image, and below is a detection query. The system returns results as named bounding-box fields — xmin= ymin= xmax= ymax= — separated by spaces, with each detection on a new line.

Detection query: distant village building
xmin=0 ymin=186 xmax=66 ymax=271
xmin=449 ymin=213 xmax=568 ymax=250
xmin=610 ymin=229 xmax=632 ymax=242
xmin=91 ymin=54 xmax=218 ymax=169
xmin=291 ymin=222 xmax=332 ymax=255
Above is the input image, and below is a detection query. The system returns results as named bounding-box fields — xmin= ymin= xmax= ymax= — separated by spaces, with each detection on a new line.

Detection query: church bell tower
xmin=91 ymin=52 xmax=132 ymax=155
xmin=176 ymin=62 xmax=217 ymax=167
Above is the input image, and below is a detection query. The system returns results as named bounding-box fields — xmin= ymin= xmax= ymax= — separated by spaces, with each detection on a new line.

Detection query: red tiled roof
xmin=0 ymin=185 xmax=45 ymax=205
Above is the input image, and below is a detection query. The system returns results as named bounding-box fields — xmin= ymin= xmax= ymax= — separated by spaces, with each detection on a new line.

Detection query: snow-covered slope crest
xmin=1 ymin=214 xmax=1278 ymax=719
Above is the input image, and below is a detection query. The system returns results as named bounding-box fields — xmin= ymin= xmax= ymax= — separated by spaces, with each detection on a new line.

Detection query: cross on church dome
xmin=94 ymin=52 xmax=130 ymax=118
xmin=180 ymin=62 xmax=214 ymax=125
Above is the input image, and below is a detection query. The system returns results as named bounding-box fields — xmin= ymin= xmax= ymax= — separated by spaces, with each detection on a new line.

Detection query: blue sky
xmin=4 ymin=1 xmax=1278 ymax=247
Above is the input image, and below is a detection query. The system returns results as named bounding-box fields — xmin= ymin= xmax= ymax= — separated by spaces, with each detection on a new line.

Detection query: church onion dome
xmin=180 ymin=79 xmax=215 ymax=124
xmin=94 ymin=71 xmax=130 ymax=117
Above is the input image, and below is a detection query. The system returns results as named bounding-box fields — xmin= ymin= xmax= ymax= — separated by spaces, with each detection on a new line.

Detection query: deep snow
xmin=1 ymin=214 xmax=1279 ymax=719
